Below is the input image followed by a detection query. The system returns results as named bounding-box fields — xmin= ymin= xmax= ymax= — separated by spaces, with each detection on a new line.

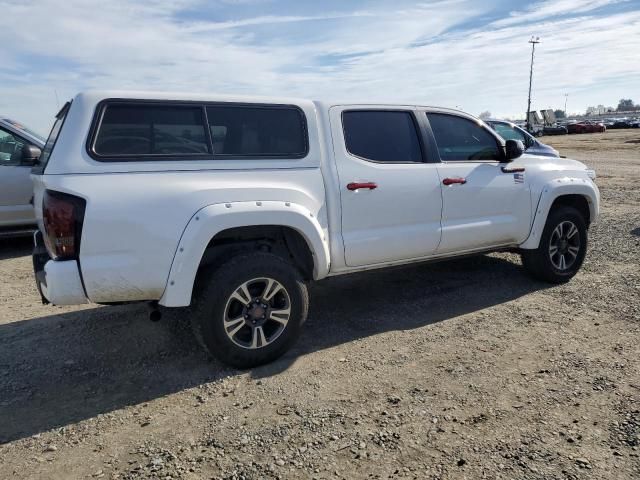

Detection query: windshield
xmin=34 ymin=101 xmax=71 ymax=173
xmin=2 ymin=118 xmax=46 ymax=143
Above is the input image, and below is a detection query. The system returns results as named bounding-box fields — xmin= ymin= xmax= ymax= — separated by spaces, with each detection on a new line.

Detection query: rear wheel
xmin=191 ymin=252 xmax=309 ymax=368
xmin=521 ymin=206 xmax=588 ymax=283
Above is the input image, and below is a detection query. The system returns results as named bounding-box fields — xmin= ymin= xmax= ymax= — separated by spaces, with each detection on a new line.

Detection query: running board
xmin=0 ymin=227 xmax=37 ymax=238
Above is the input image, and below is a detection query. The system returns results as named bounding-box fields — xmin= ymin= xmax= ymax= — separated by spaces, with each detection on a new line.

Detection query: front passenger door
xmin=425 ymin=112 xmax=531 ymax=254
xmin=0 ymin=127 xmax=35 ymax=227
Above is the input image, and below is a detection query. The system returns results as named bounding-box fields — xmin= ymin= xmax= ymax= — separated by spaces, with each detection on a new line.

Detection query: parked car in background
xmin=567 ymin=121 xmax=606 ymax=134
xmin=0 ymin=117 xmax=44 ymax=233
xmin=486 ymin=119 xmax=560 ymax=157
xmin=31 ymin=91 xmax=599 ymax=367
xmin=610 ymin=118 xmax=633 ymax=129
xmin=542 ymin=125 xmax=568 ymax=135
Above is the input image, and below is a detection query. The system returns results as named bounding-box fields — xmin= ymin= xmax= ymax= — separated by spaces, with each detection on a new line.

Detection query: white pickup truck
xmin=31 ymin=91 xmax=599 ymax=367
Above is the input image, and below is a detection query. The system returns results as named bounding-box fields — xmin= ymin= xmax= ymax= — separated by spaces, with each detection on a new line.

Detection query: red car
xmin=567 ymin=121 xmax=606 ymax=134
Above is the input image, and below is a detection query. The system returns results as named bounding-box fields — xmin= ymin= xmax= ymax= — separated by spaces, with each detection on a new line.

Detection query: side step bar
xmin=0 ymin=227 xmax=37 ymax=238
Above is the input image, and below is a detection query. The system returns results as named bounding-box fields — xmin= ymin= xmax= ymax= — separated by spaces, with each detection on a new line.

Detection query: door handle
xmin=347 ymin=182 xmax=378 ymax=191
xmin=501 ymin=166 xmax=525 ymax=173
xmin=442 ymin=177 xmax=466 ymax=186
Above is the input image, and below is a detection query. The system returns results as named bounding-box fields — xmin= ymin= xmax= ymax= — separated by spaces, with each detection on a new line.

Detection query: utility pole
xmin=526 ymin=36 xmax=540 ymax=132
xmin=564 ymin=93 xmax=569 ymax=118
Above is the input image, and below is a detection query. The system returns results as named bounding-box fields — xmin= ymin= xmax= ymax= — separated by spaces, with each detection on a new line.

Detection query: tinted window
xmin=37 ymin=102 xmax=70 ymax=172
xmin=343 ymin=110 xmax=422 ymax=162
xmin=0 ymin=127 xmax=27 ymax=166
xmin=489 ymin=122 xmax=526 ymax=143
xmin=206 ymin=106 xmax=306 ymax=157
xmin=427 ymin=113 xmax=501 ymax=161
xmin=94 ymin=105 xmax=209 ymax=156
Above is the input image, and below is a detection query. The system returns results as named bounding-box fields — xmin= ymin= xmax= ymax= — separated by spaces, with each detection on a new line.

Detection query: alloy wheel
xmin=548 ymin=220 xmax=581 ymax=270
xmin=222 ymin=277 xmax=291 ymax=349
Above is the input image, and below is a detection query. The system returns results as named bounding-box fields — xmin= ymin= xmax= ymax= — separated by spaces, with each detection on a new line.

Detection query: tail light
xmin=42 ymin=190 xmax=86 ymax=260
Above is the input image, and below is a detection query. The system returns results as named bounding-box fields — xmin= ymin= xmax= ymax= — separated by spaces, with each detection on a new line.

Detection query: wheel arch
xmin=159 ymin=201 xmax=330 ymax=307
xmin=196 ymin=225 xmax=315 ymax=282
xmin=549 ymin=194 xmax=591 ymax=226
xmin=520 ymin=180 xmax=599 ymax=250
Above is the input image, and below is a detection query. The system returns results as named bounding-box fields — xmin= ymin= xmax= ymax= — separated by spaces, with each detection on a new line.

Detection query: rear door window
xmin=93 ymin=104 xmax=209 ymax=157
xmin=205 ymin=105 xmax=307 ymax=157
xmin=342 ymin=110 xmax=423 ymax=163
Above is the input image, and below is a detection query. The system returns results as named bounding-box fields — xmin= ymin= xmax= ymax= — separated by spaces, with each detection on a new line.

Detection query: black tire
xmin=191 ymin=252 xmax=309 ymax=368
xmin=521 ymin=206 xmax=588 ymax=283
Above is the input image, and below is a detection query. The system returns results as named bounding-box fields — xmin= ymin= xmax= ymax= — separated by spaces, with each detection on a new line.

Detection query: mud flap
xmin=32 ymin=230 xmax=50 ymax=304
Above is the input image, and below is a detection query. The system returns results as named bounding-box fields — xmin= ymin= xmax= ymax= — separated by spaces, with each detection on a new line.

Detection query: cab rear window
xmin=89 ymin=101 xmax=308 ymax=161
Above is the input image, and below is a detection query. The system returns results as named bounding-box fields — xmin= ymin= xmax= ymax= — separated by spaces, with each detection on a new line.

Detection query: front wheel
xmin=191 ymin=252 xmax=309 ymax=368
xmin=521 ymin=206 xmax=588 ymax=283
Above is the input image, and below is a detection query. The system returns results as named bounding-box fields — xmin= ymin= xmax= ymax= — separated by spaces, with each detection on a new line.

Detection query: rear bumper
xmin=40 ymin=260 xmax=88 ymax=305
xmin=32 ymin=231 xmax=88 ymax=305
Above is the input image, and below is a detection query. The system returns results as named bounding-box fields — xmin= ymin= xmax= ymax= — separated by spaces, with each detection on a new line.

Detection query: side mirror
xmin=21 ymin=144 xmax=41 ymax=166
xmin=505 ymin=139 xmax=525 ymax=161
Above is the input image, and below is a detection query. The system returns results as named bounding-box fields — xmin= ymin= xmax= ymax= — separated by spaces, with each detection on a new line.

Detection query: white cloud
xmin=0 ymin=0 xmax=638 ymax=134
xmin=494 ymin=0 xmax=629 ymax=26
xmin=184 ymin=12 xmax=376 ymax=32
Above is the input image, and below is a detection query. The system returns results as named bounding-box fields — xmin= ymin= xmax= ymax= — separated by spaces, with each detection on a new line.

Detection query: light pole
xmin=526 ymin=36 xmax=540 ymax=133
xmin=564 ymin=93 xmax=569 ymax=118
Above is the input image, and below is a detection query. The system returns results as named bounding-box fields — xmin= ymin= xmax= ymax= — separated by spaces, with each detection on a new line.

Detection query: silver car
xmin=486 ymin=119 xmax=560 ymax=158
xmin=0 ymin=117 xmax=44 ymax=233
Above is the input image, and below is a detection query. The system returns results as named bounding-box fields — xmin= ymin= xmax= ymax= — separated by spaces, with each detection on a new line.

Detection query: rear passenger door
xmin=424 ymin=112 xmax=531 ymax=253
xmin=330 ymin=107 xmax=442 ymax=267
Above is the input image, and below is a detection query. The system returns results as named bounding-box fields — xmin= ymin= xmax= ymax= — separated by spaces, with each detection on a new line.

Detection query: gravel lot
xmin=1 ymin=129 xmax=639 ymax=480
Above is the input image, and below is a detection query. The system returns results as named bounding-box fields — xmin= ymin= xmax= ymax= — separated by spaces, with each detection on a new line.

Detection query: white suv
xmin=32 ymin=91 xmax=600 ymax=367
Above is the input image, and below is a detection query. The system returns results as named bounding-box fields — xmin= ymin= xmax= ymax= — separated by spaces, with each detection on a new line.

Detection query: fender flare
xmin=159 ymin=201 xmax=330 ymax=307
xmin=519 ymin=178 xmax=600 ymax=249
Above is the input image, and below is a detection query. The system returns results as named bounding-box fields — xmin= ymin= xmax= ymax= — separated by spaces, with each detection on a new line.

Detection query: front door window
xmin=0 ymin=127 xmax=26 ymax=165
xmin=490 ymin=122 xmax=534 ymax=149
xmin=426 ymin=113 xmax=502 ymax=161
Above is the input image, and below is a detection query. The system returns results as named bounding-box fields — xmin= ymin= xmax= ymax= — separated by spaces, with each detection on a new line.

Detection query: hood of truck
xmin=527 ymin=142 xmax=559 ymax=158
xmin=517 ymin=153 xmax=589 ymax=172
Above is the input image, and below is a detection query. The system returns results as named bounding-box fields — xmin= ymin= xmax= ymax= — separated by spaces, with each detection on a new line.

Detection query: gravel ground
xmin=0 ymin=129 xmax=639 ymax=480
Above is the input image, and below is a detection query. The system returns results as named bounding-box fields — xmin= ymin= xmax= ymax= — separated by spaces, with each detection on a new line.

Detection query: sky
xmin=0 ymin=0 xmax=638 ymax=135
